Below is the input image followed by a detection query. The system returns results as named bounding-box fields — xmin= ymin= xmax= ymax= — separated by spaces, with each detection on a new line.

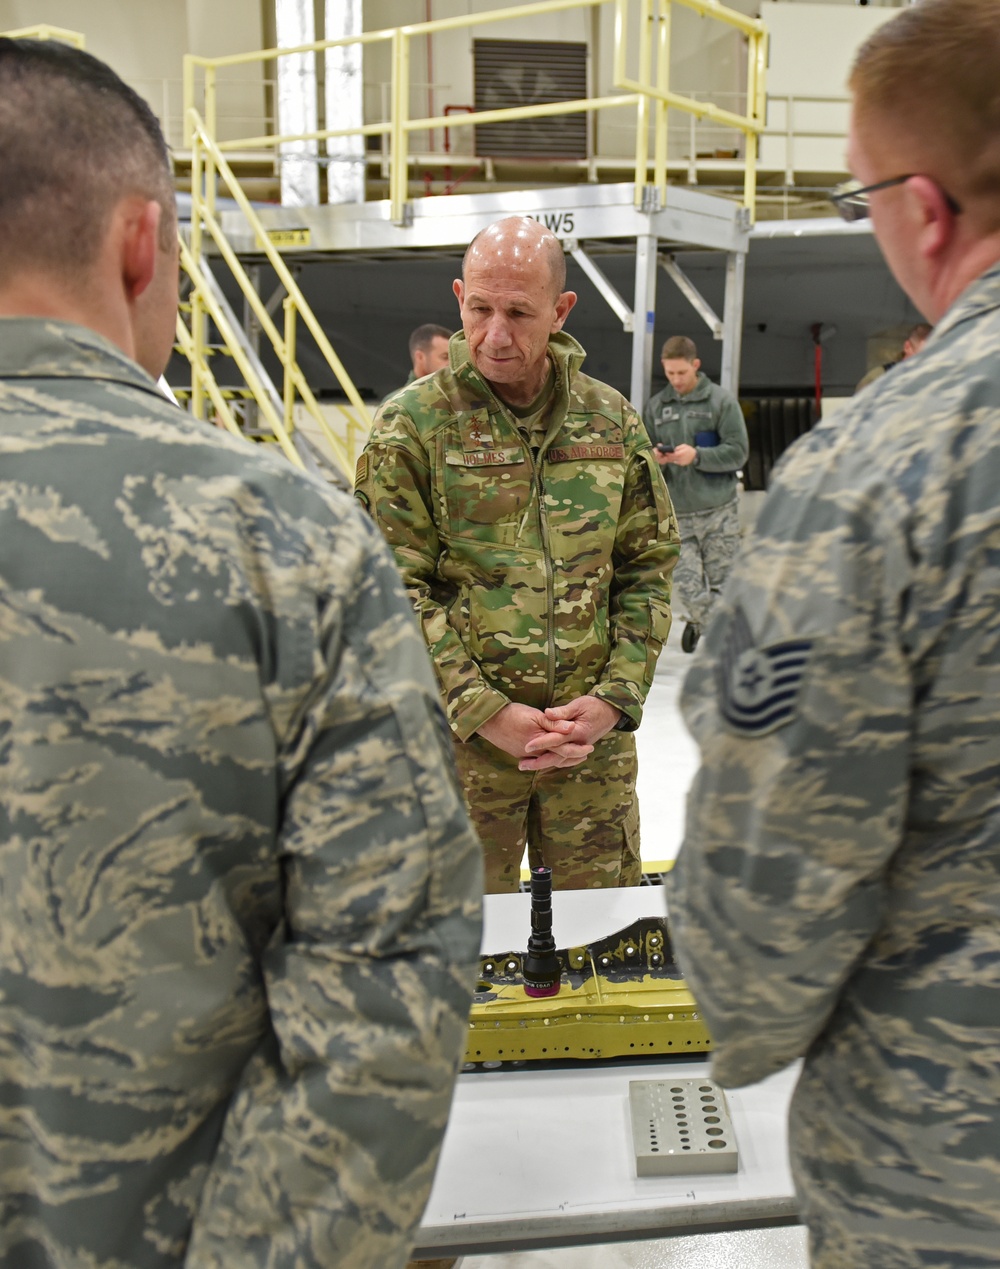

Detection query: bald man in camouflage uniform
xmin=0 ymin=39 xmax=482 ymax=1268
xmin=357 ymin=217 xmax=679 ymax=892
xmin=666 ymin=2 xmax=1000 ymax=1265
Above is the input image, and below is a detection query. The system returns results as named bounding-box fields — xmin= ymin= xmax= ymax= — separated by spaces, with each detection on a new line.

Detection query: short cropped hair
xmin=906 ymin=322 xmax=933 ymax=346
xmin=661 ymin=336 xmax=699 ymax=362
xmin=408 ymin=324 xmax=452 ymax=358
xmin=850 ymin=0 xmax=1000 ymax=223
xmin=0 ymin=38 xmax=175 ymax=280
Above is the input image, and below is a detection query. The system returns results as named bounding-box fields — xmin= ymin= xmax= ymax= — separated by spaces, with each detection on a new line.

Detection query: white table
xmin=412 ymin=889 xmax=801 ymax=1258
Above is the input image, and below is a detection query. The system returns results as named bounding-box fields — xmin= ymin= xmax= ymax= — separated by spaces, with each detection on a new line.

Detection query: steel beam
xmin=220 ymin=181 xmax=746 ymax=256
xmin=629 ymin=234 xmax=658 ymax=414
xmin=565 ymin=239 xmax=634 ymax=332
xmin=658 ymin=254 xmax=722 ymax=339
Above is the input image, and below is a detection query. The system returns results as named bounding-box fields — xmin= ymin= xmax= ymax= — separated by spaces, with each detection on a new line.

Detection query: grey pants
xmin=674 ymin=498 xmax=741 ymax=629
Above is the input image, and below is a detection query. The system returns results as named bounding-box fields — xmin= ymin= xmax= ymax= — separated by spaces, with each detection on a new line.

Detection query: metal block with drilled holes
xmin=628 ymin=1078 xmax=738 ymax=1176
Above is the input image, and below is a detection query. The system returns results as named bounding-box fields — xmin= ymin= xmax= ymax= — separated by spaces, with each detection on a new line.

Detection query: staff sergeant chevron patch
xmin=716 ymin=606 xmax=813 ymax=737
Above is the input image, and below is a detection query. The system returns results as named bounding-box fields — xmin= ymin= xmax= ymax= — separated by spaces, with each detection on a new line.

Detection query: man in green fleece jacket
xmin=642 ymin=335 xmax=749 ymax=651
xmin=357 ymin=217 xmax=680 ymax=891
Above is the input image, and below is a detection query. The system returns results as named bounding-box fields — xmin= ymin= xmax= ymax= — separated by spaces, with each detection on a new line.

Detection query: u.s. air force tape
xmin=716 ymin=605 xmax=813 ymax=737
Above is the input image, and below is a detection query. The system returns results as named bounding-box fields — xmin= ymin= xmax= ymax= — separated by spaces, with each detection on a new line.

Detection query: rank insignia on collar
xmin=716 ymin=606 xmax=813 ymax=737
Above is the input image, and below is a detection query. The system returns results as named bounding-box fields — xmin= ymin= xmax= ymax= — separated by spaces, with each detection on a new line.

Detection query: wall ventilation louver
xmin=473 ymin=39 xmax=588 ymax=160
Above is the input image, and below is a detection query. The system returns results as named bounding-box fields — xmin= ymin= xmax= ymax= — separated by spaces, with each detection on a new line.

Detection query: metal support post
xmin=244 ymin=267 xmax=261 ymax=356
xmin=283 ymin=298 xmax=297 ymax=435
xmin=244 ymin=266 xmax=262 ymax=432
xmin=629 ymin=233 xmax=658 ymax=414
xmin=720 ymin=249 xmax=747 ymax=399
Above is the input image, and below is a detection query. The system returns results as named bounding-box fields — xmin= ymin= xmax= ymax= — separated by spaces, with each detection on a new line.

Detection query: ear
xmin=905 ymin=175 xmax=958 ymax=260
xmin=692 ymin=358 xmax=702 ymax=372
xmin=551 ymin=290 xmax=577 ymax=332
xmin=121 ymin=199 xmax=163 ymax=302
xmin=452 ymin=278 xmax=465 ymax=307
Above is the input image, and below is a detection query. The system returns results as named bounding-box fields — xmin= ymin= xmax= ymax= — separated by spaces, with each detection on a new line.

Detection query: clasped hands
xmin=477 ymin=697 xmax=622 ymax=772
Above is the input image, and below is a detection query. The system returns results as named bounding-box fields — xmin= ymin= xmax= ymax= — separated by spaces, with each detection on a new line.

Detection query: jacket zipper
xmin=500 ymin=404 xmax=557 ymax=709
xmin=470 ymin=366 xmax=560 ymax=709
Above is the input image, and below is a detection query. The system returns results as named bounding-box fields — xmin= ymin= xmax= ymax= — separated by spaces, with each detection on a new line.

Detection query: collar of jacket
xmin=927 ymin=259 xmax=1000 ymax=350
xmin=0 ymin=316 xmax=168 ymax=403
xmin=446 ymin=328 xmax=587 ymax=421
xmin=661 ymin=370 xmax=712 ymax=405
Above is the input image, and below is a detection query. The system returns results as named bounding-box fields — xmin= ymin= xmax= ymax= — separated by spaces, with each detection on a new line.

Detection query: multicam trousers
xmin=674 ymin=497 xmax=742 ymax=630
xmin=454 ymin=728 xmax=642 ymax=893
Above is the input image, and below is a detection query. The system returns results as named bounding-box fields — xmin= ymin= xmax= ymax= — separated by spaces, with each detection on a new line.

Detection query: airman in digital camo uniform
xmin=666 ymin=2 xmax=1000 ymax=1265
xmin=357 ymin=218 xmax=679 ymax=891
xmin=0 ymin=39 xmax=482 ymax=1268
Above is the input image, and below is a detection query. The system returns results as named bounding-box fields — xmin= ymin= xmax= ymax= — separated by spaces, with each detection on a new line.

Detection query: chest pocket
xmin=441 ymin=444 xmax=530 ymax=542
xmin=542 ymin=423 xmax=626 ymax=539
xmin=652 ymin=407 xmax=678 ymax=445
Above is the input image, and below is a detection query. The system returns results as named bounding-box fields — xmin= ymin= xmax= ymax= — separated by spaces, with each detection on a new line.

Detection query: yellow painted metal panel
xmin=466 ymin=916 xmax=712 ymax=1064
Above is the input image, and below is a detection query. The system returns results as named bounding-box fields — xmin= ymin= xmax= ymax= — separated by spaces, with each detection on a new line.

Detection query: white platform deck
xmin=220 ymin=181 xmax=748 ymax=258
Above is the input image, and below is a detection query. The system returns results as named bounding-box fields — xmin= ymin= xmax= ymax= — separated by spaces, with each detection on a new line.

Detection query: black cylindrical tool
xmin=523 ymin=866 xmax=561 ymax=997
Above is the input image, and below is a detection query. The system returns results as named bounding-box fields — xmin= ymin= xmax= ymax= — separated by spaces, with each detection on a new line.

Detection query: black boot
xmin=681 ymin=623 xmax=701 ymax=654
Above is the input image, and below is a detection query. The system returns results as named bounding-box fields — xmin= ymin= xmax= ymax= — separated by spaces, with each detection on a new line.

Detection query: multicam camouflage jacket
xmin=0 ymin=320 xmax=483 ymax=1268
xmin=666 ymin=265 xmax=1000 ymax=1261
xmin=355 ymin=330 xmax=680 ymax=741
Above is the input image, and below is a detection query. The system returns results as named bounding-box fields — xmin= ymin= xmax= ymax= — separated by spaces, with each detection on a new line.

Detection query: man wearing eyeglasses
xmin=665 ymin=1 xmax=1000 ymax=1265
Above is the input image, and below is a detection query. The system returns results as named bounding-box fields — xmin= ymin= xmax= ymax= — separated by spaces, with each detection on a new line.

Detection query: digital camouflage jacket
xmin=666 ymin=264 xmax=1000 ymax=1264
xmin=356 ymin=330 xmax=680 ymax=741
xmin=0 ymin=320 xmax=483 ymax=1269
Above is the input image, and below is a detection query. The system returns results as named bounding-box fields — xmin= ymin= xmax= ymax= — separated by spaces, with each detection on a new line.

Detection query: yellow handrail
xmin=2 ymin=24 xmax=86 ymax=46
xmin=185 ymin=109 xmax=368 ymax=476
xmin=184 ymin=0 xmax=767 ymax=221
xmin=173 ymin=311 xmax=245 ymax=442
xmin=179 ymin=238 xmax=304 ymax=467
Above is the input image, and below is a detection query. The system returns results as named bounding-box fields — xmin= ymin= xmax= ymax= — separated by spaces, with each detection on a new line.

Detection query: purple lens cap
xmin=523 ymin=982 xmax=561 ymax=998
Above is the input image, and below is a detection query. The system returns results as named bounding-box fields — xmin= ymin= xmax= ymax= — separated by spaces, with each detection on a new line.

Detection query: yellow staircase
xmin=180 ymin=123 xmax=370 ymax=481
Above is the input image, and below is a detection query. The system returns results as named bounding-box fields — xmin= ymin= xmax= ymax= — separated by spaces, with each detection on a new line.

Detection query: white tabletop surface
xmin=414 ymin=888 xmax=801 ymax=1257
